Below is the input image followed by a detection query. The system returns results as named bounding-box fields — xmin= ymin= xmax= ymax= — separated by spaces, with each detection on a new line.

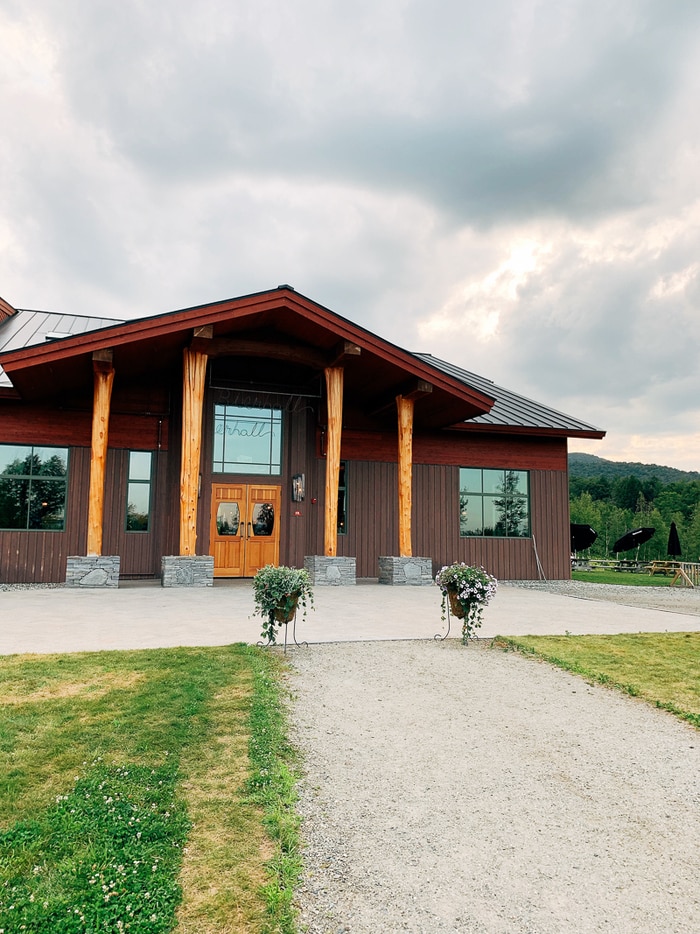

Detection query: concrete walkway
xmin=2 ymin=580 xmax=700 ymax=655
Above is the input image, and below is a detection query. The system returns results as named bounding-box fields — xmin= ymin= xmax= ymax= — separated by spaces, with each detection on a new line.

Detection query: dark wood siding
xmin=0 ymin=401 xmax=169 ymax=449
xmin=102 ymin=449 xmax=172 ymax=578
xmin=304 ymin=457 xmax=571 ymax=581
xmin=0 ymin=447 xmax=90 ymax=583
xmin=339 ymin=428 xmax=568 ymax=470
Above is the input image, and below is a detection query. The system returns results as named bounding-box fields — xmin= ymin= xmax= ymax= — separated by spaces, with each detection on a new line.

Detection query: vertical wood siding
xmin=0 ymin=447 xmax=90 ymax=583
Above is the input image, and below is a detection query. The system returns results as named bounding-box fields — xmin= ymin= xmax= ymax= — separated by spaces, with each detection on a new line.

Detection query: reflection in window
xmin=213 ymin=405 xmax=282 ymax=474
xmin=251 ymin=502 xmax=274 ymax=536
xmin=0 ymin=445 xmax=68 ymax=531
xmin=459 ymin=468 xmax=530 ymax=538
xmin=337 ymin=461 xmax=347 ymax=535
xmin=126 ymin=451 xmax=152 ymax=532
xmin=216 ymin=502 xmax=240 ymax=536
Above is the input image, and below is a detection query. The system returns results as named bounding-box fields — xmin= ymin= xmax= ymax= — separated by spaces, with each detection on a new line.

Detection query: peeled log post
xmin=86 ymin=354 xmax=114 ymax=556
xmin=396 ymin=394 xmax=414 ymax=558
xmin=180 ymin=347 xmax=207 ymax=555
xmin=324 ymin=367 xmax=344 ymax=557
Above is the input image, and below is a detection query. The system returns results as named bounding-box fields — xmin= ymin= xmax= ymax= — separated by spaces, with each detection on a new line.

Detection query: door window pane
xmin=216 ymin=502 xmax=240 ymax=536
xmin=251 ymin=502 xmax=274 ymax=536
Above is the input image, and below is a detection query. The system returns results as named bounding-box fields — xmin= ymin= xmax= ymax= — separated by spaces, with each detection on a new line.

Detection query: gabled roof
xmin=0 ymin=286 xmax=604 ymax=438
xmin=415 ymin=353 xmax=604 ymax=438
xmin=0 ymin=287 xmax=494 ymax=428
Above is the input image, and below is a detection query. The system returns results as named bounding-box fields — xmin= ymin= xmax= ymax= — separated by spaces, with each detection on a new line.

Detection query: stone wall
xmin=65 ymin=555 xmax=120 ymax=588
xmin=304 ymin=555 xmax=357 ymax=586
xmin=161 ymin=555 xmax=214 ymax=587
xmin=378 ymin=556 xmax=434 ymax=586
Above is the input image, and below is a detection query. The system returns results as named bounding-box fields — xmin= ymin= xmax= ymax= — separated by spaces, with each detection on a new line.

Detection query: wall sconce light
xmin=292 ymin=473 xmax=305 ymax=502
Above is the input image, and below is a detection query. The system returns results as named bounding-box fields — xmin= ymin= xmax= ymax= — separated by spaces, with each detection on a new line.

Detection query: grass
xmin=571 ymin=569 xmax=674 ymax=586
xmin=495 ymin=632 xmax=700 ymax=729
xmin=0 ymin=645 xmax=300 ymax=934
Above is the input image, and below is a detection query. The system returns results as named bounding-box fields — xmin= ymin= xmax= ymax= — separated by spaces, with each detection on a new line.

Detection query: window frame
xmin=459 ymin=467 xmax=531 ymax=539
xmin=212 ymin=405 xmax=283 ymax=476
xmin=0 ymin=444 xmax=70 ymax=532
xmin=125 ymin=450 xmax=153 ymax=533
xmin=337 ymin=460 xmax=348 ymax=536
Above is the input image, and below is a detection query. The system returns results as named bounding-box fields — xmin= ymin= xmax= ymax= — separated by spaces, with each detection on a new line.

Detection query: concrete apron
xmin=2 ymin=581 xmax=700 ymax=656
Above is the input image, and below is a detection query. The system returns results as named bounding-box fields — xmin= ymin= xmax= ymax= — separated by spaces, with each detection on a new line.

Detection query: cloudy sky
xmin=2 ymin=1 xmax=700 ymax=469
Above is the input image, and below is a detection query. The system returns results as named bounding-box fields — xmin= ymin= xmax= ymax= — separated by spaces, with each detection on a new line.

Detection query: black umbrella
xmin=613 ymin=527 xmax=656 ymax=554
xmin=570 ymin=523 xmax=598 ymax=552
xmin=667 ymin=521 xmax=682 ymax=558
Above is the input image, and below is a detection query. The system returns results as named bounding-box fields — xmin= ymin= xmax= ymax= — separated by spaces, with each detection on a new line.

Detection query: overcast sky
xmin=2 ymin=1 xmax=700 ymax=469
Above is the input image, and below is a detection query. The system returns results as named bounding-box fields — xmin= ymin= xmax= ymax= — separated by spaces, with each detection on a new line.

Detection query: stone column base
xmin=66 ymin=555 xmax=120 ymax=588
xmin=304 ymin=555 xmax=357 ymax=586
xmin=161 ymin=555 xmax=214 ymax=587
xmin=378 ymin=556 xmax=433 ymax=585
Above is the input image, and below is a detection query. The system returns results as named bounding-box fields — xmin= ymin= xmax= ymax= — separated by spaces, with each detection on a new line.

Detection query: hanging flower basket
xmin=273 ymin=592 xmax=300 ymax=624
xmin=447 ymin=588 xmax=466 ymax=619
xmin=252 ymin=565 xmax=314 ymax=645
xmin=435 ymin=563 xmax=498 ymax=644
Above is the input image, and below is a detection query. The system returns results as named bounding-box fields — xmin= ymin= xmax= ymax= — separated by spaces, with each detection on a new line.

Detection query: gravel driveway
xmin=287 ymin=595 xmax=700 ymax=933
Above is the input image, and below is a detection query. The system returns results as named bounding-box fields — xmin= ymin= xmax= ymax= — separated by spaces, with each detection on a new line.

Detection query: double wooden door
xmin=210 ymin=483 xmax=281 ymax=577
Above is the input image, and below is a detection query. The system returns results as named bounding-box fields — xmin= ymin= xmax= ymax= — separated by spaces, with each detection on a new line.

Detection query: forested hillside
xmin=567 ymin=453 xmax=700 ymax=561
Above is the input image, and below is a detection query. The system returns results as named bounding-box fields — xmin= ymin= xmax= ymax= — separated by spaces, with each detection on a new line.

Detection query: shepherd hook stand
xmin=258 ymin=610 xmax=308 ymax=653
xmin=434 ymin=600 xmax=452 ymax=641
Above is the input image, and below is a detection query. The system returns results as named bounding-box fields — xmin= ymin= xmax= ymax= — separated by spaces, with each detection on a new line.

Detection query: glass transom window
xmin=459 ymin=467 xmax=530 ymax=538
xmin=213 ymin=406 xmax=282 ymax=475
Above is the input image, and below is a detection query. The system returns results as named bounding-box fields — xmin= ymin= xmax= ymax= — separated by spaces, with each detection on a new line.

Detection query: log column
xmin=396 ymin=394 xmax=414 ymax=558
xmin=179 ymin=346 xmax=208 ymax=555
xmin=324 ymin=366 xmax=344 ymax=557
xmin=86 ymin=351 xmax=114 ymax=555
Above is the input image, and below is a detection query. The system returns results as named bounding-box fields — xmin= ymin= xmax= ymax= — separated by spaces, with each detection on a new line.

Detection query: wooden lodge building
xmin=0 ymin=286 xmax=604 ymax=586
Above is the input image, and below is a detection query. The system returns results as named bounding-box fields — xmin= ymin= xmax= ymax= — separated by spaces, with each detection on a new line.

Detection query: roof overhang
xmin=0 ymin=287 xmax=495 ymax=430
xmin=450 ymin=422 xmax=606 ymax=440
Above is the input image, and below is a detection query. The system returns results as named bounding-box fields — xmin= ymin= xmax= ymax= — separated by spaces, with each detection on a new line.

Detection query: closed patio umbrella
xmin=667 ymin=521 xmax=682 ymax=558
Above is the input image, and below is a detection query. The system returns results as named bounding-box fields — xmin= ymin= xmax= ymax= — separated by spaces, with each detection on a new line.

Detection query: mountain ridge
xmin=568 ymin=452 xmax=700 ymax=484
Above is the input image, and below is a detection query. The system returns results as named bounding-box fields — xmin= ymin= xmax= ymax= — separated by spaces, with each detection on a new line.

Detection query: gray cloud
xmin=2 ymin=0 xmax=700 ymax=466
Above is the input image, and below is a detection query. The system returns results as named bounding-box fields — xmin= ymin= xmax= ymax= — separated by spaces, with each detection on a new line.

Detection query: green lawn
xmin=495 ymin=632 xmax=700 ymax=729
xmin=571 ymin=569 xmax=674 ymax=586
xmin=0 ymin=645 xmax=299 ymax=934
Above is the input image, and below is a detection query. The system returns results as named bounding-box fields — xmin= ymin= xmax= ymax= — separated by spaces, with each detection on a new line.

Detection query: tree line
xmin=569 ymin=473 xmax=700 ymax=562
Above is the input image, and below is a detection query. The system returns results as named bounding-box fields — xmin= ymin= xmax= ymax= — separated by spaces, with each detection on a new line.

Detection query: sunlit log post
xmin=324 ymin=366 xmax=344 ymax=557
xmin=86 ymin=351 xmax=114 ymax=555
xmin=179 ymin=346 xmax=208 ymax=555
xmin=396 ymin=394 xmax=414 ymax=558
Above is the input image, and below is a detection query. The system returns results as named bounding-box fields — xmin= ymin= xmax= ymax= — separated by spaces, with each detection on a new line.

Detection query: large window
xmin=213 ymin=405 xmax=282 ymax=475
xmin=0 ymin=445 xmax=69 ymax=531
xmin=126 ymin=451 xmax=153 ymax=532
xmin=459 ymin=468 xmax=530 ymax=538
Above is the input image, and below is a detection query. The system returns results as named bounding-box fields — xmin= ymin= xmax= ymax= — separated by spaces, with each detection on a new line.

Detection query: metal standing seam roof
xmin=413 ymin=353 xmax=603 ymax=434
xmin=0 ymin=308 xmax=124 ymax=387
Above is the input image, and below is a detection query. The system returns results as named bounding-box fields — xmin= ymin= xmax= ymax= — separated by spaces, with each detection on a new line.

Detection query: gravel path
xmin=506 ymin=579 xmax=700 ymax=616
xmin=288 ymin=632 xmax=700 ymax=932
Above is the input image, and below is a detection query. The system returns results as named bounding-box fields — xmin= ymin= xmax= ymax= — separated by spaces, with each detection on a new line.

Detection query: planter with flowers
xmin=435 ymin=563 xmax=498 ymax=644
xmin=252 ymin=564 xmax=314 ymax=646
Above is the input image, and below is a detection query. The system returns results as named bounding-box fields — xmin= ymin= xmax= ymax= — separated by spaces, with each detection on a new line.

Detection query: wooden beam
xmin=189 ymin=336 xmax=328 ymax=368
xmin=86 ymin=351 xmax=114 ymax=555
xmin=327 ymin=340 xmax=361 ymax=368
xmin=324 ymin=367 xmax=344 ymax=557
xmin=369 ymin=379 xmax=432 ymax=418
xmin=188 ymin=336 xmax=361 ymax=371
xmin=396 ymin=394 xmax=414 ymax=558
xmin=179 ymin=347 xmax=208 ymax=555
